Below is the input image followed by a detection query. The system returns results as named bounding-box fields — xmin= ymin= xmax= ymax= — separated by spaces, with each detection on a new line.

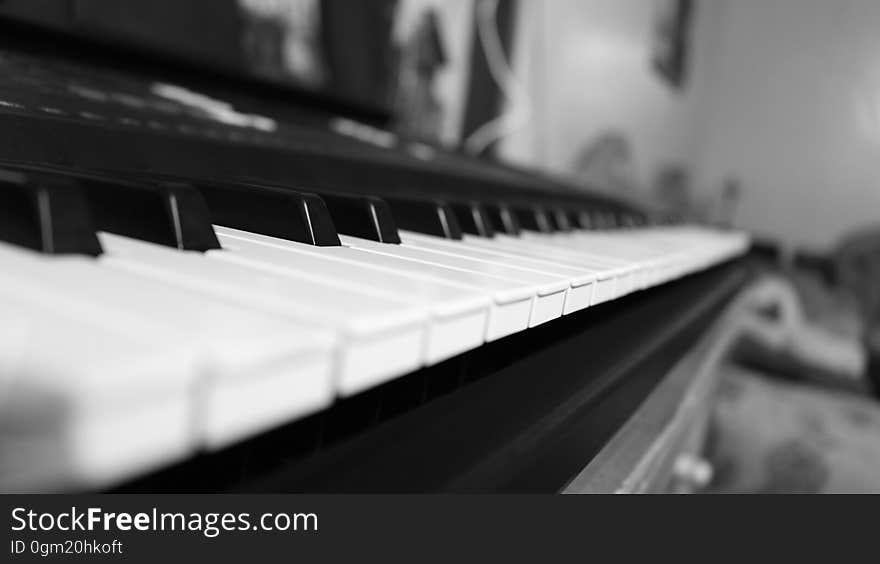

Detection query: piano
xmin=0 ymin=1 xmax=751 ymax=493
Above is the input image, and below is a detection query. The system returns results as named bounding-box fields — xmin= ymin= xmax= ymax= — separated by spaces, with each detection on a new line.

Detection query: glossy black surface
xmin=77 ymin=175 xmax=221 ymax=251
xmin=512 ymin=205 xmax=553 ymax=233
xmin=383 ymin=197 xmax=463 ymax=240
xmin=0 ymin=168 xmax=102 ymax=255
xmin=194 ymin=181 xmax=340 ymax=246
xmin=484 ymin=203 xmax=521 ymax=236
xmin=449 ymin=201 xmax=496 ymax=238
xmin=319 ymin=193 xmax=401 ymax=244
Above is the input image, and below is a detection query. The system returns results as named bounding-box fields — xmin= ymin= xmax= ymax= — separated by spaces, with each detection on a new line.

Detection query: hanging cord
xmin=463 ymin=0 xmax=531 ymax=155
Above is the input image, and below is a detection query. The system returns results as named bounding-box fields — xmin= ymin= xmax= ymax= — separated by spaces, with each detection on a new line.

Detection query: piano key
xmin=617 ymin=230 xmax=708 ymax=271
xmin=74 ymin=173 xmax=221 ymax=251
xmin=335 ymin=233 xmax=569 ymax=328
xmin=449 ymin=201 xmax=496 ymax=238
xmin=0 ymin=241 xmax=337 ymax=450
xmin=382 ymin=197 xmax=463 ymax=239
xmin=658 ymin=226 xmax=750 ymax=270
xmin=561 ymin=229 xmax=694 ymax=288
xmin=0 ymin=293 xmax=198 ymax=492
xmin=196 ymin=181 xmax=341 ymax=246
xmin=319 ymin=192 xmax=401 ymax=243
xmin=550 ymin=208 xmax=573 ymax=232
xmin=563 ymin=226 xmax=745 ymax=281
xmin=208 ymin=229 xmax=489 ymax=365
xmin=567 ymin=227 xmax=705 ymax=270
xmin=398 ymin=229 xmax=596 ymax=316
xmin=511 ymin=205 xmax=553 ymax=233
xmin=0 ymin=168 xmax=102 ymax=256
xmin=573 ymin=210 xmax=595 ymax=230
xmin=505 ymin=225 xmax=651 ymax=277
xmin=460 ymin=234 xmax=634 ymax=304
xmin=594 ymin=211 xmax=618 ymax=230
xmin=526 ymin=230 xmax=667 ymax=281
xmin=484 ymin=203 xmax=521 ymax=235
xmin=216 ymin=225 xmax=533 ymax=341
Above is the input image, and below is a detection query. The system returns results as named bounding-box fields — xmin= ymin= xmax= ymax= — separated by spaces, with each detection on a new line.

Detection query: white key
xmin=0 ymin=294 xmax=197 ymax=492
xmin=215 ymin=226 xmax=532 ymax=341
xmin=0 ymin=242 xmax=336 ymax=451
xmin=98 ymin=232 xmax=426 ymax=397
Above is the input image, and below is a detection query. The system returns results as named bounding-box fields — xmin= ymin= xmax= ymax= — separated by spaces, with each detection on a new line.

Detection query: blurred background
xmin=395 ymin=0 xmax=880 ymax=260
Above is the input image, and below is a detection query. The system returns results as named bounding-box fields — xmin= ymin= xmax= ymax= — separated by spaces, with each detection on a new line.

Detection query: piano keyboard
xmin=0 ymin=167 xmax=749 ymax=492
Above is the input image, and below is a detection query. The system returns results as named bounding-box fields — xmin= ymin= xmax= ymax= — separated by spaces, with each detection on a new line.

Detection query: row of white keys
xmin=519 ymin=223 xmax=738 ymax=289
xmin=205 ymin=232 xmax=489 ymax=366
xmin=0 ymin=242 xmax=335 ymax=488
xmin=562 ymin=226 xmax=747 ymax=281
xmin=97 ymin=232 xmax=428 ymax=397
xmin=521 ymin=229 xmax=659 ymax=290
xmin=335 ymin=234 xmax=570 ymax=328
xmin=464 ymin=224 xmax=746 ymax=302
xmin=535 ymin=230 xmax=679 ymax=287
xmin=462 ymin=233 xmax=635 ymax=304
xmin=681 ymin=227 xmax=751 ymax=264
xmin=397 ymin=230 xmax=599 ymax=315
xmin=214 ymin=226 xmax=535 ymax=340
xmin=613 ymin=228 xmax=712 ymax=277
xmin=585 ymin=226 xmax=742 ymax=276
xmin=584 ymin=229 xmax=688 ymax=278
xmin=105 ymin=223 xmax=580 ymax=395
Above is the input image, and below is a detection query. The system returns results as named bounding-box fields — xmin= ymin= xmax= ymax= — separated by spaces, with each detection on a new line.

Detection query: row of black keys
xmin=0 ymin=166 xmax=654 ymax=258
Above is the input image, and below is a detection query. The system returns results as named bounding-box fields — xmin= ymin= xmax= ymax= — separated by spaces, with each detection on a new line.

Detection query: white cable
xmin=463 ymin=0 xmax=531 ymax=155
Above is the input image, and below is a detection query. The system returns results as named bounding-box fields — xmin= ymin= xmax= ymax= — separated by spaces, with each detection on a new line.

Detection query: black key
xmin=449 ymin=201 xmax=495 ymax=238
xmin=565 ymin=209 xmax=584 ymax=231
xmin=618 ymin=212 xmax=636 ymax=228
xmin=596 ymin=210 xmax=617 ymax=229
xmin=319 ymin=193 xmax=401 ymax=244
xmin=383 ymin=197 xmax=462 ymax=240
xmin=195 ymin=182 xmax=340 ymax=246
xmin=543 ymin=208 xmax=572 ymax=232
xmin=75 ymin=175 xmax=221 ymax=251
xmin=550 ymin=208 xmax=573 ymax=232
xmin=545 ymin=209 xmax=559 ymax=231
xmin=616 ymin=211 xmax=640 ymax=229
xmin=659 ymin=213 xmax=680 ymax=226
xmin=484 ymin=203 xmax=521 ymax=236
xmin=0 ymin=169 xmax=102 ymax=256
xmin=511 ymin=205 xmax=552 ymax=233
xmin=573 ymin=210 xmax=595 ymax=230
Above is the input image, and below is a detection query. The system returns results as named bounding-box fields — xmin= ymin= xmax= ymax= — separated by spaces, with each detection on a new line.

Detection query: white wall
xmin=693 ymin=0 xmax=880 ymax=251
xmin=497 ymin=0 xmax=723 ymax=195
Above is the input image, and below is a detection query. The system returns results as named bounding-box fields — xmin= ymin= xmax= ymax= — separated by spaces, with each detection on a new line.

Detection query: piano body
xmin=0 ymin=1 xmax=751 ymax=493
